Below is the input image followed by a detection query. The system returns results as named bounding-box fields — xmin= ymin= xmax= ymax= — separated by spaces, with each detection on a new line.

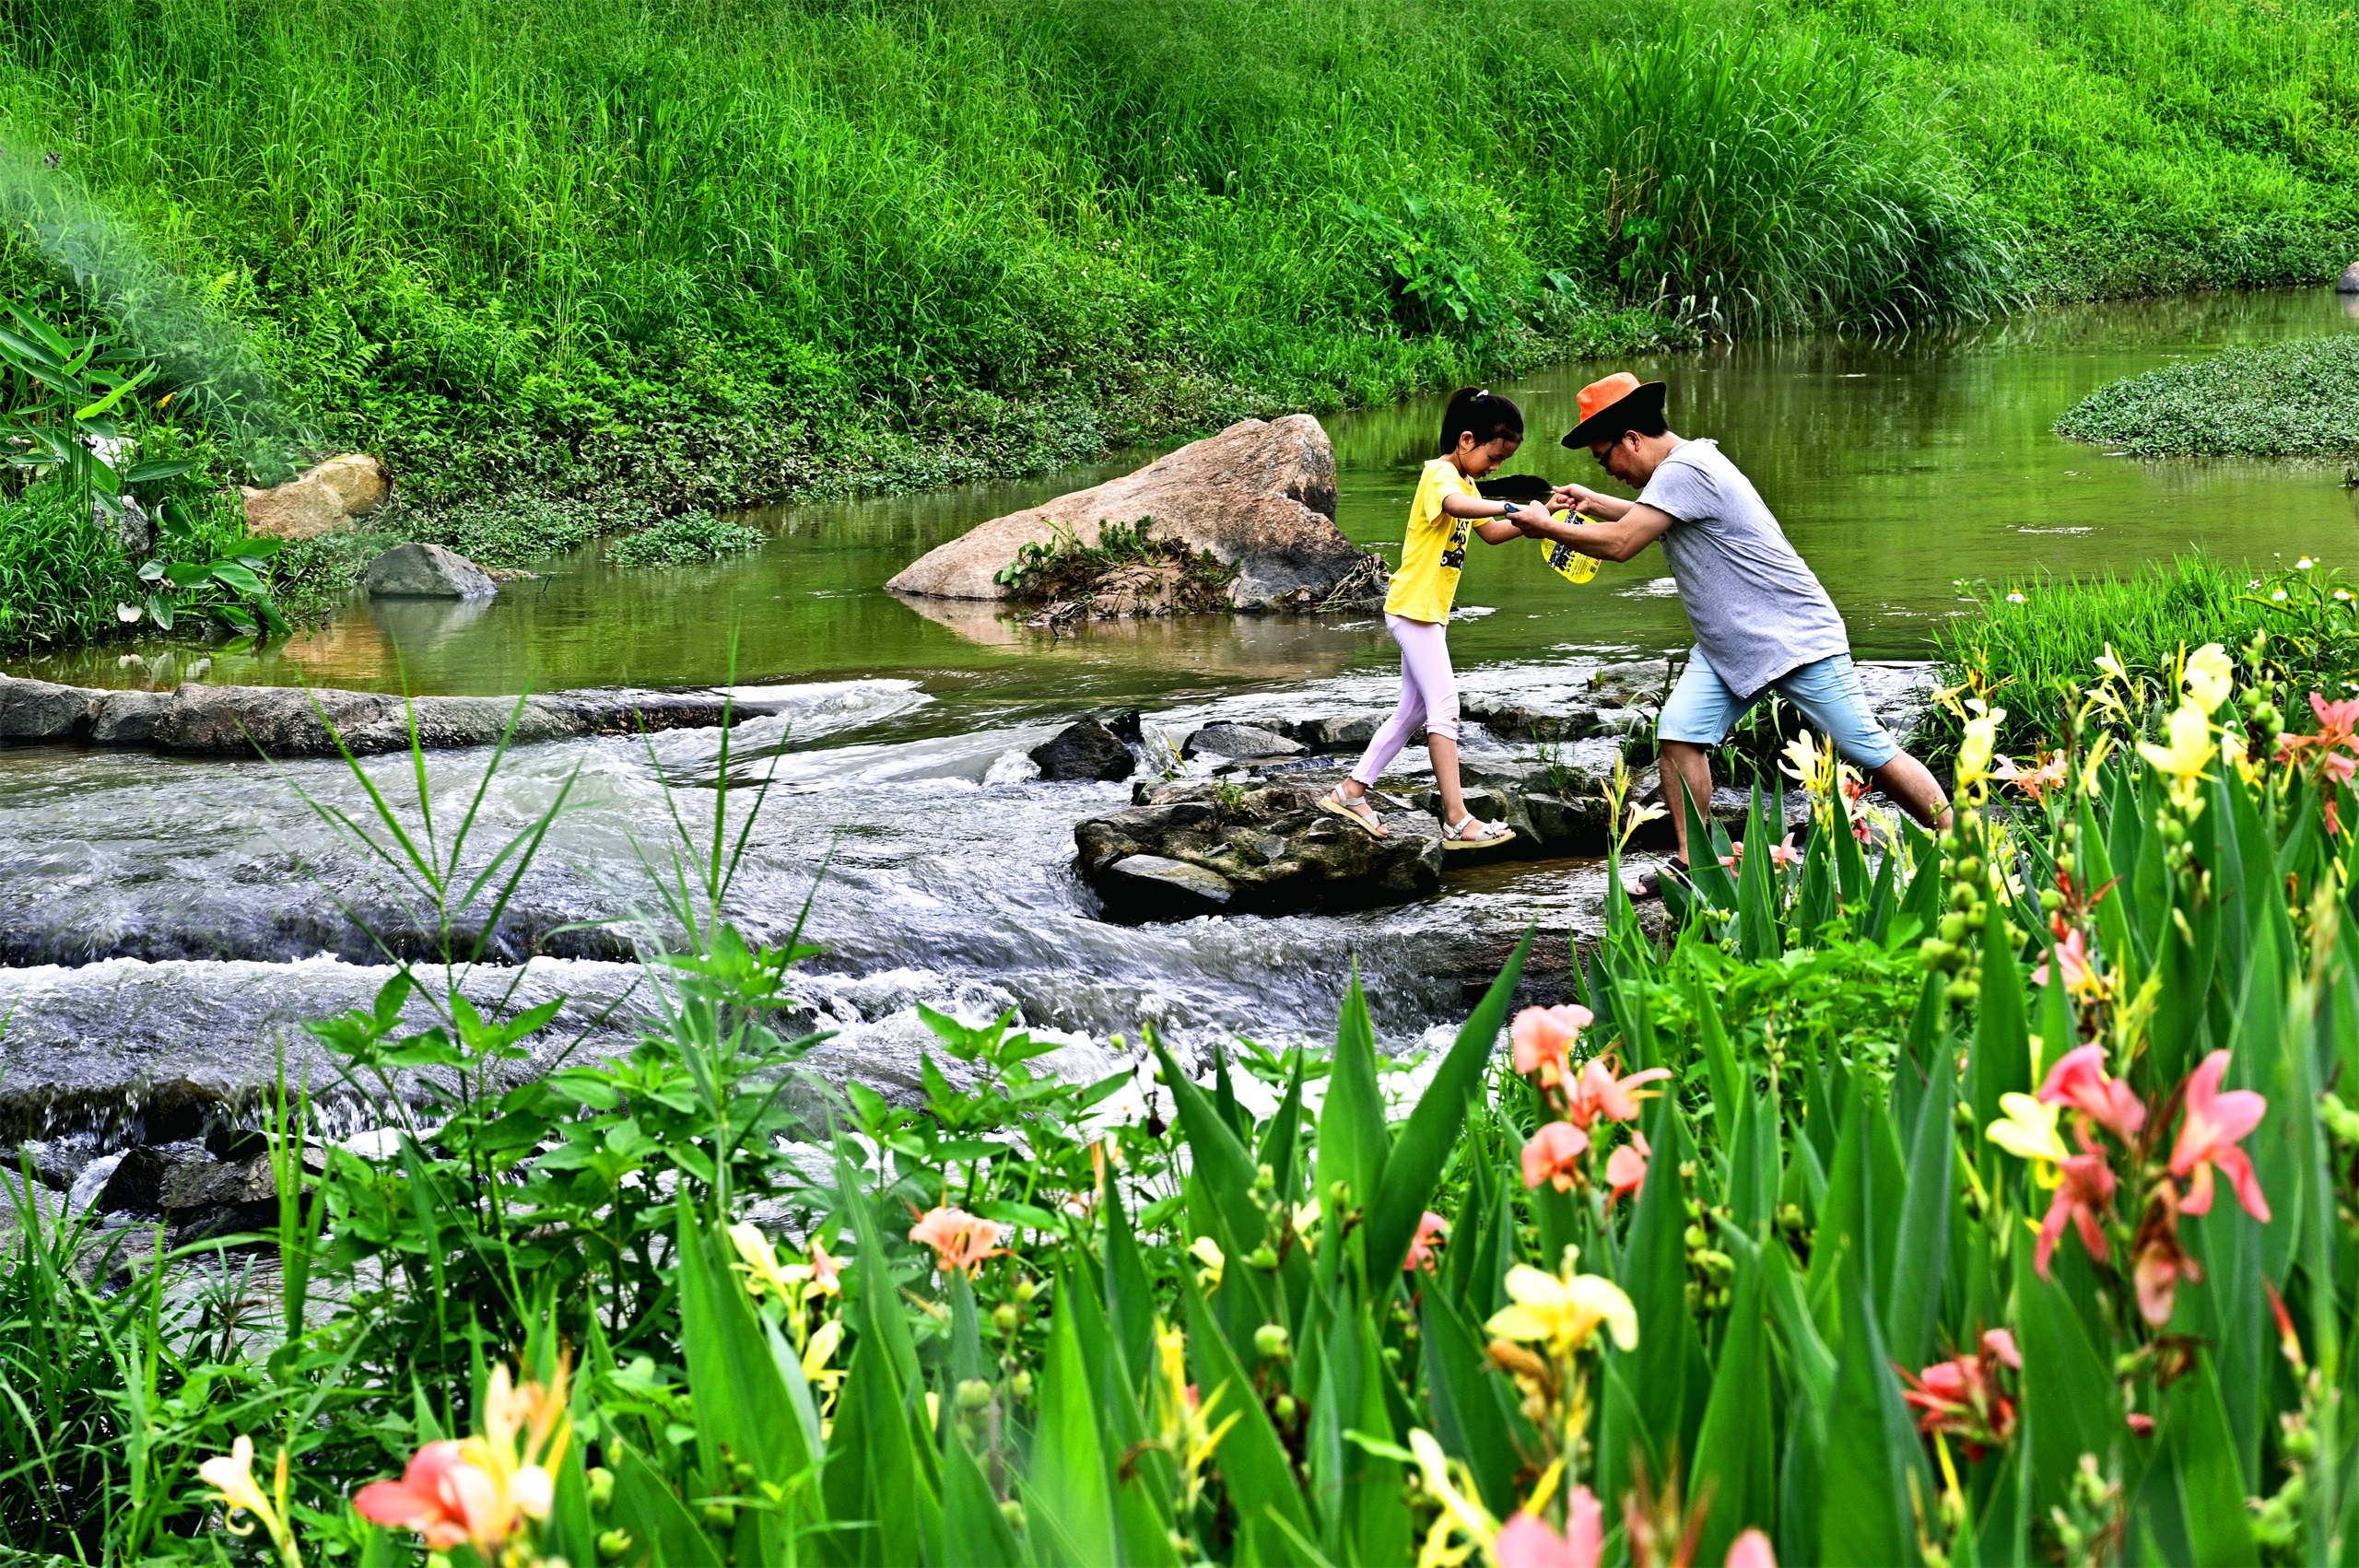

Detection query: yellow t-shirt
xmin=1384 ymin=457 xmax=1479 ymax=623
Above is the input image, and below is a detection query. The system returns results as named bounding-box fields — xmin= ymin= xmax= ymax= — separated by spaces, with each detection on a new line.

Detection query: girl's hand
xmin=1550 ymin=484 xmax=1596 ymax=513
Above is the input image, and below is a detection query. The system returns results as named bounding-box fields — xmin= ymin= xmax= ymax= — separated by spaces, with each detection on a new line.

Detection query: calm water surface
xmin=18 ymin=289 xmax=2359 ymax=713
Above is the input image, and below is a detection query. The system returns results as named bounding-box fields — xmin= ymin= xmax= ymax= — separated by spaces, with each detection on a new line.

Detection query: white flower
xmin=2182 ymin=643 xmax=2234 ymax=715
xmin=115 ymin=603 xmax=142 ymax=623
xmin=2274 ymin=590 xmax=2290 ymax=603
xmin=2005 ymin=591 xmax=2027 ymax=604
xmin=2298 ymin=557 xmax=2316 ymax=570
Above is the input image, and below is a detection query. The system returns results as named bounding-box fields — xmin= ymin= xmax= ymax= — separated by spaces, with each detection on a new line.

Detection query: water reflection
xmin=16 ymin=287 xmax=2358 ymax=709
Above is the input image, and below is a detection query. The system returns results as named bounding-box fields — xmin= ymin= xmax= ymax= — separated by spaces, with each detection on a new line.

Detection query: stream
xmin=5 ymin=287 xmax=2357 ymax=1136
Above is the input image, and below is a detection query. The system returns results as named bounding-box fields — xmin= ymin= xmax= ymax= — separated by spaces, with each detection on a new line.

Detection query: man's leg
xmin=1655 ymin=651 xmax=1742 ymax=869
xmin=1776 ymin=654 xmax=1954 ymax=833
xmin=1660 ymin=740 xmax=1717 ymax=866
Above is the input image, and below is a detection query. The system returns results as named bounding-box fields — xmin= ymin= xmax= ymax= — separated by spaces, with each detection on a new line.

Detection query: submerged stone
xmin=362 ymin=541 xmax=499 ymax=599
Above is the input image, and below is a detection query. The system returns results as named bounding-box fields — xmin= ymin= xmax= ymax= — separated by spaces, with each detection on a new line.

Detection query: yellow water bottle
xmin=1542 ymin=510 xmax=1601 ymax=585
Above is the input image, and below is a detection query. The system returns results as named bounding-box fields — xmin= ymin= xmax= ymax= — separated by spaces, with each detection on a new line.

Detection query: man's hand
xmin=1549 ymin=483 xmax=1602 ymax=513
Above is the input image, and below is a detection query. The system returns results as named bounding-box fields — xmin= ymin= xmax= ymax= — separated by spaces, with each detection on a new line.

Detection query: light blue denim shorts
xmin=1656 ymin=649 xmax=1899 ymax=768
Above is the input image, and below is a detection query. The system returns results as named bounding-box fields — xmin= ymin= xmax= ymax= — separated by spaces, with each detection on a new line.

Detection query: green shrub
xmin=2056 ymin=334 xmax=2359 ymax=459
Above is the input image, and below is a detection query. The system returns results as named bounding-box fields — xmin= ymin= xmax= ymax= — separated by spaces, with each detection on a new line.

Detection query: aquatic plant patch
xmin=2056 ymin=333 xmax=2359 ymax=458
xmin=602 ymin=509 xmax=765 ymax=568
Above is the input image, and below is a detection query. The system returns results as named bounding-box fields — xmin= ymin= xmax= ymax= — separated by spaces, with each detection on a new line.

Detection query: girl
xmin=1321 ymin=387 xmax=1543 ymax=848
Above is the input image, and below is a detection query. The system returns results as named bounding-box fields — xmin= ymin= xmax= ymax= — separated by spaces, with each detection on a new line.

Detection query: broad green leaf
xmin=1365 ymin=929 xmax=1533 ymax=1280
xmin=1147 ymin=1033 xmax=1268 ymax=1263
xmin=2164 ymin=1349 xmax=2259 ymax=1566
xmin=1692 ymin=1250 xmax=1775 ymax=1566
xmin=1182 ymin=1273 xmax=1315 ymax=1541
xmin=1315 ymin=969 xmax=1391 ymax=1227
xmin=1883 ymin=1046 xmax=1954 ymax=1373
xmin=1023 ymin=1292 xmax=1119 ymax=1566
xmin=1966 ymin=909 xmax=2031 ymax=1183
xmin=941 ymin=1426 xmax=1024 ymax=1567
xmin=612 ymin=1448 xmax=723 ymax=1568
xmin=1814 ymin=1285 xmax=1923 ymax=1567
xmin=2016 ymin=1249 xmax=2119 ymax=1524
xmin=1419 ymin=1289 xmax=1529 ymax=1519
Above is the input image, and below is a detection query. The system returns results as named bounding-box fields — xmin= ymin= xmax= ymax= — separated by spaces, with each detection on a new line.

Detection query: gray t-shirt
xmin=1637 ymin=438 xmax=1849 ymax=700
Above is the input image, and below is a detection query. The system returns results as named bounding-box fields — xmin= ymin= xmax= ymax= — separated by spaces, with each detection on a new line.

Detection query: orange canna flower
xmin=1404 ymin=1211 xmax=1449 ymax=1273
xmin=2170 ymin=1050 xmax=2271 ymax=1222
xmin=809 ymin=1237 xmax=844 ymax=1295
xmin=1563 ymin=1057 xmax=1672 ymax=1130
xmin=356 ymin=1356 xmax=570 ymax=1555
xmin=1511 ymin=1005 xmax=1593 ymax=1088
xmin=1520 ymin=1120 xmax=1590 ymax=1192
xmin=354 ymin=1443 xmax=497 ymax=1552
xmin=910 ymin=1204 xmax=1009 ymax=1277
xmin=1604 ymin=1130 xmax=1651 ymax=1208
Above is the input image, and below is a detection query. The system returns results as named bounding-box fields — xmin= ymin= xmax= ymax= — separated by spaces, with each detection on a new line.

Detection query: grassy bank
xmin=0 ymin=0 xmax=2354 ymax=651
xmin=2056 ymin=333 xmax=2359 ymax=458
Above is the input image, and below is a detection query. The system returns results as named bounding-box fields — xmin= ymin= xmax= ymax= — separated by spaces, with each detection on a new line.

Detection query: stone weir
xmin=0 ymin=673 xmax=792 ymax=758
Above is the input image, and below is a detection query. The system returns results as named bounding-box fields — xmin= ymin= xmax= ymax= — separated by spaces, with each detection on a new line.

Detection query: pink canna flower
xmin=2311 ymin=692 xmax=2359 ymax=750
xmin=909 ymin=1204 xmax=1009 ymax=1277
xmin=2036 ymin=1043 xmax=2144 ymax=1142
xmin=809 ymin=1237 xmax=843 ymax=1294
xmin=2035 ymin=1151 xmax=2118 ymax=1279
xmin=1511 ymin=1005 xmax=1593 ymax=1089
xmin=1900 ymin=1330 xmax=2019 ymax=1458
xmin=1520 ymin=1120 xmax=1591 ymax=1192
xmin=2031 ymin=924 xmax=2107 ymax=1002
xmin=1725 ymin=1529 xmax=1778 ymax=1568
xmin=1494 ymin=1488 xmax=1602 ymax=1568
xmin=1604 ymin=1131 xmax=1651 ymax=1209
xmin=1766 ymin=835 xmax=1803 ymax=869
xmin=1563 ymin=1057 xmax=1672 ymax=1130
xmin=2128 ymin=1412 xmax=2156 ymax=1437
xmin=1404 ymin=1211 xmax=1449 ymax=1273
xmin=354 ymin=1443 xmax=503 ymax=1553
xmin=2170 ymin=1051 xmax=2271 ymax=1222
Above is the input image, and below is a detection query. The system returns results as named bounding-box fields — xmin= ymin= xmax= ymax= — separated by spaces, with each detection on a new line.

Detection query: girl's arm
xmin=1439 ymin=492 xmax=1538 ymax=544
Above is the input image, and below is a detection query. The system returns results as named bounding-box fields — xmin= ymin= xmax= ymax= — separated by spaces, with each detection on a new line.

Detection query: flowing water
xmin=5 ymin=288 xmax=2357 ymax=1124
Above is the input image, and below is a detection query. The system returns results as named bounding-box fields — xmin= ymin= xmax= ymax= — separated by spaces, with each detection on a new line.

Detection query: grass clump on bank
xmin=2056 ymin=334 xmax=2359 ymax=458
xmin=1934 ymin=552 xmax=2359 ymax=758
xmin=603 ymin=509 xmax=764 ymax=568
xmin=12 ymin=612 xmax=2359 ymax=1560
xmin=993 ymin=517 xmax=1240 ymax=614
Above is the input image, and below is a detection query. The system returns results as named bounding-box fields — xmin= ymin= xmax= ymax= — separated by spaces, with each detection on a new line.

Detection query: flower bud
xmin=701 ymin=1501 xmax=736 ymax=1529
xmin=1253 ymin=1163 xmax=1275 ymax=1193
xmin=1014 ymin=1277 xmax=1038 ymax=1303
xmin=1001 ymin=1500 xmax=1027 ymax=1531
xmin=586 ymin=1466 xmax=615 ymax=1512
xmin=597 ymin=1528 xmax=634 ymax=1562
xmin=1009 ymin=1369 xmax=1033 ymax=1399
xmin=1253 ymin=1323 xmax=1291 ymax=1360
xmin=992 ymin=1303 xmax=1020 ymax=1333
xmin=1273 ymin=1393 xmax=1298 ymax=1424
xmin=957 ymin=1377 xmax=995 ymax=1411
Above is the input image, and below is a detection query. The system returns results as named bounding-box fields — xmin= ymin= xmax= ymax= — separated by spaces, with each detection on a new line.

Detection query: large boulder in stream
xmin=886 ymin=415 xmax=1378 ymax=611
xmin=1076 ymin=782 xmax=1445 ymax=920
xmin=362 ymin=541 xmax=498 ymax=599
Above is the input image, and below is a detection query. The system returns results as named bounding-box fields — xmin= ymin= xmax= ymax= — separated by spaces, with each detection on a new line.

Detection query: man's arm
xmin=1516 ymin=503 xmax=1676 ymax=564
xmin=1548 ymin=483 xmax=1635 ymax=521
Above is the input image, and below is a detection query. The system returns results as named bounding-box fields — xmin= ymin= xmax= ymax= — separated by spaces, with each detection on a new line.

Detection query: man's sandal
xmin=1318 ymin=786 xmax=1390 ymax=838
xmin=1631 ymin=858 xmax=1690 ymax=898
xmin=1441 ymin=813 xmax=1516 ymax=851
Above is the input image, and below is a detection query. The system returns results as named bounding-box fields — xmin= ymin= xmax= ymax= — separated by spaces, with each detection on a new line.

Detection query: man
xmin=1515 ymin=372 xmax=1952 ymax=893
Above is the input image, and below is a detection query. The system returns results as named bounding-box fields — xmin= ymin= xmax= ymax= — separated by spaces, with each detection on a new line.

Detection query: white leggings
xmin=1351 ymin=614 xmax=1459 ymax=786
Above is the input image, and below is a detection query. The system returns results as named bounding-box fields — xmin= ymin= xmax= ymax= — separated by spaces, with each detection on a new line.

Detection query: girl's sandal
xmin=1319 ymin=786 xmax=1390 ymax=838
xmin=1441 ymin=813 xmax=1516 ymax=851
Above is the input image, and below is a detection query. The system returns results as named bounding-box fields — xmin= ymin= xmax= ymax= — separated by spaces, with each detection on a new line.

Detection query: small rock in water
xmin=2341 ymin=260 xmax=2359 ymax=294
xmin=1097 ymin=853 xmax=1237 ymax=919
xmin=1029 ymin=718 xmax=1137 ymax=781
xmin=1180 ymin=721 xmax=1304 ymax=760
xmin=362 ymin=542 xmax=499 ymax=600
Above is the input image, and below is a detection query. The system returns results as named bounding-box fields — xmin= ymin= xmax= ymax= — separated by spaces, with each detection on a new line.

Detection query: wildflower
xmin=200 ymin=1436 xmax=302 ymax=1567
xmin=1511 ymin=1004 xmax=1593 ymax=1088
xmin=1191 ymin=1235 xmax=1226 ymax=1291
xmin=1985 ymin=1093 xmax=2070 ymax=1170
xmin=1520 ymin=1120 xmax=1590 ymax=1191
xmin=2274 ymin=589 xmax=2290 ymax=603
xmin=1781 ymin=730 xmax=1830 ymax=793
xmin=2181 ymin=642 xmax=2235 ymax=714
xmin=2128 ymin=1412 xmax=2156 ymax=1437
xmin=910 ymin=1204 xmax=1008 ymax=1277
xmin=1495 ymin=1492 xmax=1603 ymax=1568
xmin=802 ymin=1318 xmax=847 ymax=1391
xmin=1563 ymin=1057 xmax=1672 ymax=1130
xmin=1604 ymin=1131 xmax=1650 ymax=1208
xmin=1405 ymin=1211 xmax=1449 ymax=1273
xmin=1487 ymin=1258 xmax=1638 ymax=1359
xmin=2135 ymin=702 xmax=2214 ymax=806
xmin=2005 ymin=591 xmax=2027 ymax=604
xmin=2035 ymin=1152 xmax=2118 ymax=1279
xmin=1899 ymin=1328 xmax=2021 ymax=1458
xmin=730 ymin=1223 xmax=800 ymax=1305
xmin=1156 ymin=1324 xmax=1239 ymax=1518
xmin=1994 ymin=751 xmax=2069 ymax=802
xmin=2298 ymin=556 xmax=2316 ymax=570
xmin=2169 ymin=1050 xmax=2271 ymax=1222
xmin=2131 ymin=1207 xmax=2201 ymax=1328
xmin=2031 ymin=926 xmax=2107 ymax=1005
xmin=1955 ymin=707 xmax=2004 ymax=788
xmin=2337 ymin=588 xmax=2353 ymax=603
xmin=1728 ymin=834 xmax=1806 ymax=869
xmin=2036 ymin=1043 xmax=2143 ymax=1141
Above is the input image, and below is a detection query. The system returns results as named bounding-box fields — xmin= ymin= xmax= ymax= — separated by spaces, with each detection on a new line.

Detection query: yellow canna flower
xmin=1485 ymin=1261 xmax=1638 ymax=1359
xmin=2095 ymin=644 xmax=2130 ymax=685
xmin=802 ymin=1318 xmax=846 ymax=1392
xmin=1986 ymin=1093 xmax=2069 ymax=1178
xmin=1190 ymin=1235 xmax=1225 ymax=1291
xmin=2136 ymin=703 xmax=2214 ymax=806
xmin=200 ymin=1436 xmax=301 ymax=1567
xmin=2077 ymin=732 xmax=2117 ymax=798
xmin=1955 ymin=704 xmax=2007 ymax=789
xmin=2182 ymin=643 xmax=2235 ymax=715
xmin=1407 ymin=1429 xmax=1499 ymax=1568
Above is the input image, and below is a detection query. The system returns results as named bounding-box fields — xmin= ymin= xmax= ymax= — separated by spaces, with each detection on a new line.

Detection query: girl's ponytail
xmin=1438 ymin=386 xmax=1525 ymax=455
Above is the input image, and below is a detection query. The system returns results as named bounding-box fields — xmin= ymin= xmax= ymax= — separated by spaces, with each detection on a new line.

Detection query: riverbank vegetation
xmin=9 ymin=579 xmax=2359 ymax=1559
xmin=2057 ymin=333 xmax=2359 ymax=459
xmin=2 ymin=0 xmax=2354 ymax=550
